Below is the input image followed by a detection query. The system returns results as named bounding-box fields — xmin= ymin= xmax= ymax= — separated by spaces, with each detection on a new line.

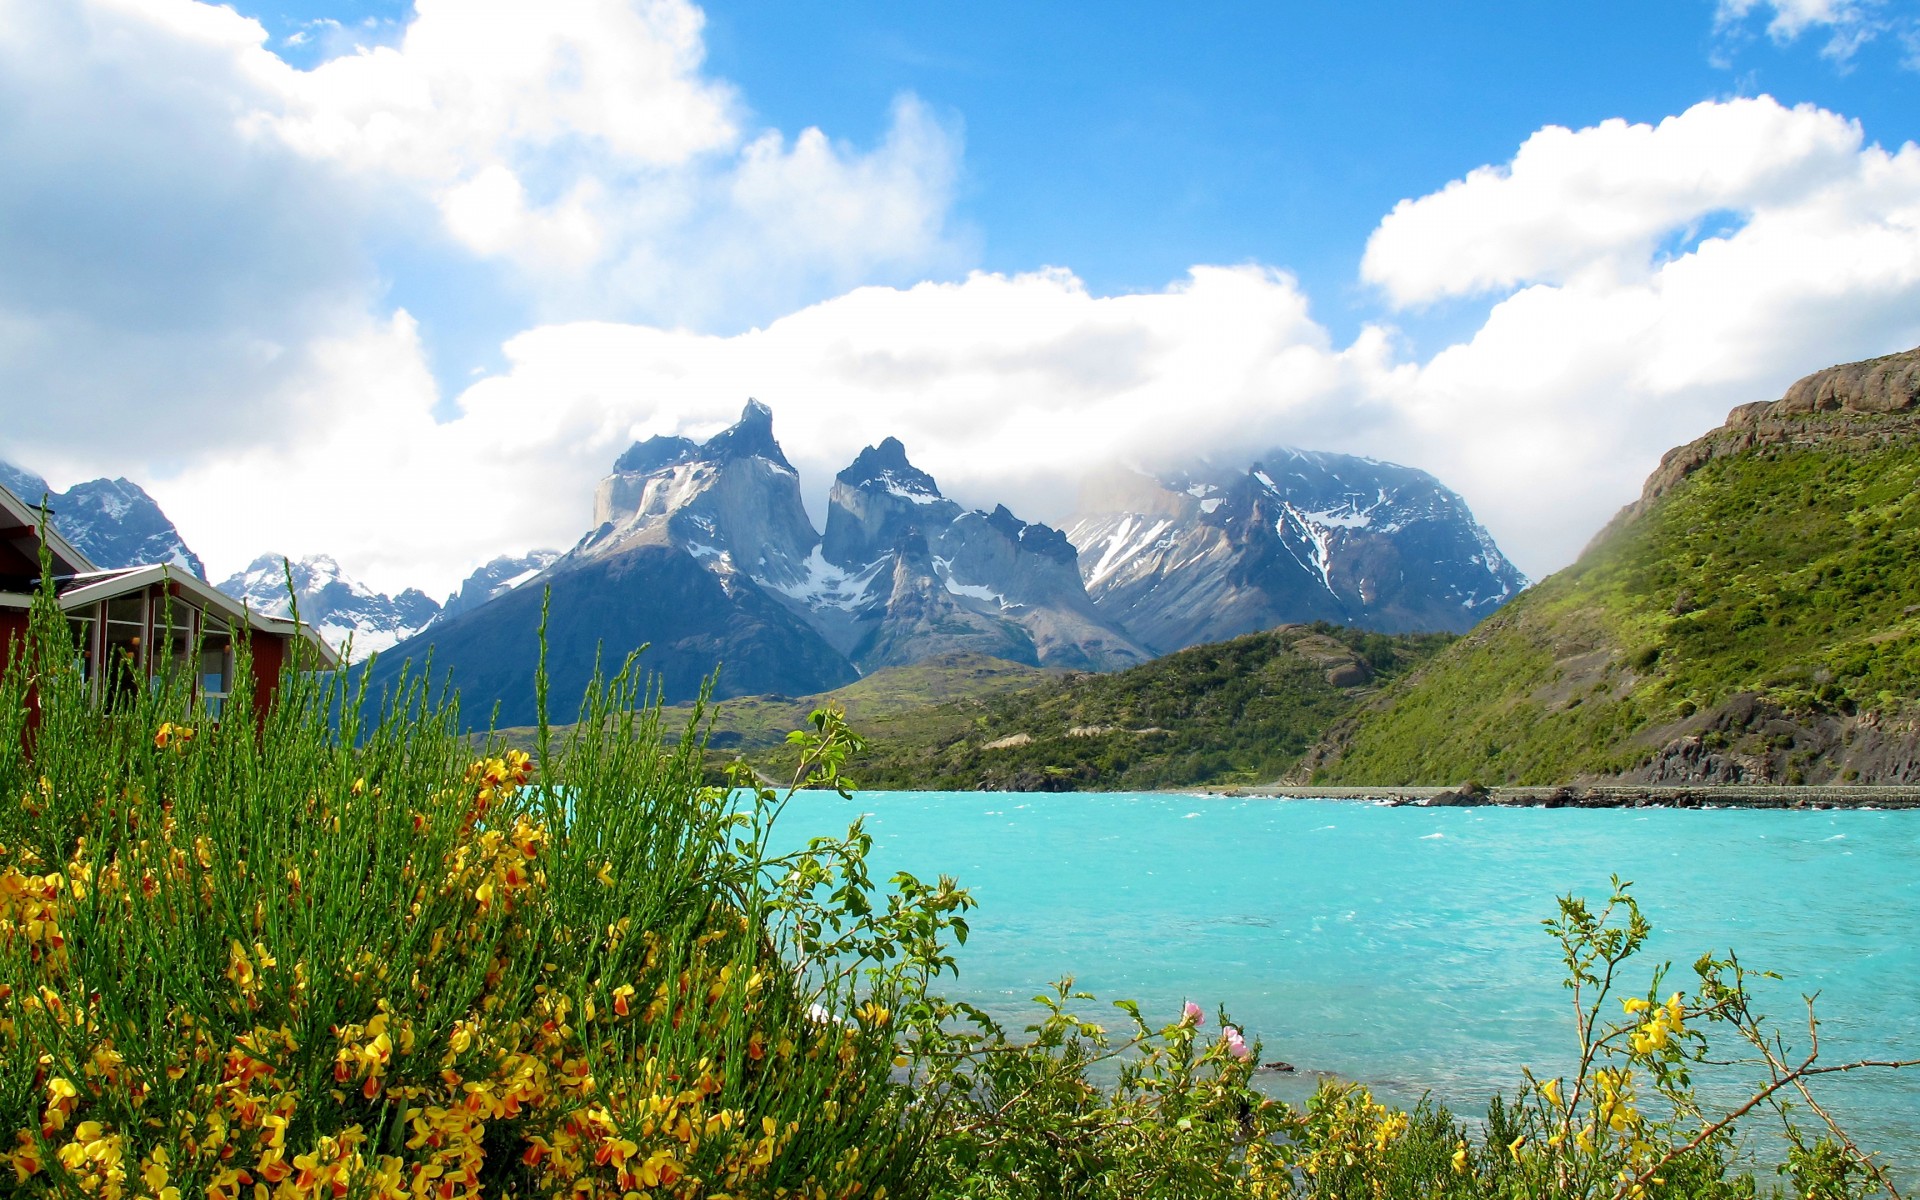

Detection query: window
xmin=102 ymin=593 xmax=145 ymax=698
xmin=68 ymin=614 xmax=96 ymax=680
xmin=152 ymin=595 xmax=196 ymax=692
xmin=200 ymin=614 xmax=232 ymax=718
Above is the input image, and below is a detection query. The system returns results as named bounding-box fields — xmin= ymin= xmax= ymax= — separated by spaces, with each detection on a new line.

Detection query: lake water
xmin=768 ymin=791 xmax=1920 ymax=1177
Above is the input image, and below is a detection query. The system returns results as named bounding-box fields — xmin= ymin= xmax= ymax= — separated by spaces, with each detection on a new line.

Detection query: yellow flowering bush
xmin=0 ymin=587 xmax=960 ymax=1200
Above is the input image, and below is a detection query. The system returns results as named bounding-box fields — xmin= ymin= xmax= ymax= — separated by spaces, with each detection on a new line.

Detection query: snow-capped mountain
xmin=0 ymin=462 xmax=206 ymax=577
xmin=368 ymin=403 xmax=859 ymax=726
xmin=802 ymin=437 xmax=1148 ymax=671
xmin=371 ymin=403 xmax=1159 ymax=727
xmin=218 ymin=554 xmax=441 ymax=658
xmin=1069 ymin=451 xmax=1527 ymax=653
xmin=577 ymin=399 xmax=822 ymax=594
xmin=435 ymin=550 xmax=562 ymax=624
xmin=575 ymin=411 xmax=1143 ymax=671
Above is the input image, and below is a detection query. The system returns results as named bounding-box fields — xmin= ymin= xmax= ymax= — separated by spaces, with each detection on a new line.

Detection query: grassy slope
xmin=498 ymin=652 xmax=1055 ymax=762
xmin=849 ymin=624 xmax=1451 ymax=791
xmin=1319 ymin=417 xmax=1920 ymax=785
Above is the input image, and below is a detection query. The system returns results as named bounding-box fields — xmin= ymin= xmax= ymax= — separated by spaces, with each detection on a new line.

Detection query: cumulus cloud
xmin=1360 ymin=98 xmax=1866 ymax=308
xmin=148 ymin=92 xmax=1914 ymax=596
xmin=0 ymin=0 xmax=965 ymax=485
xmin=1359 ymin=95 xmax=1920 ymax=568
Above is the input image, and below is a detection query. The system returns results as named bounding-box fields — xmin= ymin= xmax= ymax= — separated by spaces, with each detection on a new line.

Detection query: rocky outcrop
xmin=1775 ymin=346 xmax=1920 ymax=415
xmin=1620 ymin=692 xmax=1920 ymax=786
xmin=1596 ymin=345 xmax=1920 ymax=545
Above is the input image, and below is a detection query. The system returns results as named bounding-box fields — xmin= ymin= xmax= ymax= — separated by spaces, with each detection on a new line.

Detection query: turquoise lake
xmin=770 ymin=792 xmax=1920 ymax=1176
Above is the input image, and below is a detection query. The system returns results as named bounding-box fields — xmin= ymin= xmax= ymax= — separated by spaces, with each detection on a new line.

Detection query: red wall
xmin=249 ymin=634 xmax=289 ymax=725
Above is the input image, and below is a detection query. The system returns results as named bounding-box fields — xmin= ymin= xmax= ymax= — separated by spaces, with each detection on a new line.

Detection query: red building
xmin=0 ymin=482 xmax=338 ymax=717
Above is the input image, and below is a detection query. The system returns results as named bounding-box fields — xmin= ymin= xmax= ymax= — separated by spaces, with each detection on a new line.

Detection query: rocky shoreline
xmin=1213 ymin=783 xmax=1920 ymax=809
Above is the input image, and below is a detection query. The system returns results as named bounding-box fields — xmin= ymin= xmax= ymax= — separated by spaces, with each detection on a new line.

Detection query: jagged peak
xmin=981 ymin=504 xmax=1077 ymax=565
xmin=612 ymin=435 xmax=698 ymax=475
xmin=838 ymin=437 xmax=943 ymax=498
xmin=701 ymin=399 xmax=793 ymax=471
xmin=0 ymin=460 xmax=50 ymax=503
xmin=608 ymin=400 xmax=793 ymax=477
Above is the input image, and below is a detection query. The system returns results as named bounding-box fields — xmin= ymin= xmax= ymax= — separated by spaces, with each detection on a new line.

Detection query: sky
xmin=3 ymin=0 xmax=1919 ymax=596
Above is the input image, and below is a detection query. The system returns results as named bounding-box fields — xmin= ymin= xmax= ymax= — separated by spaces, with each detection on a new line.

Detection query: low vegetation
xmin=2 ymin=577 xmax=1909 ymax=1198
xmin=843 ymin=624 xmax=1451 ymax=791
xmin=1318 ymin=414 xmax=1920 ymax=784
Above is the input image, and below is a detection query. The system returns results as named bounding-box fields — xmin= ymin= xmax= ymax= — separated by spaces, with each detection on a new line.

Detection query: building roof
xmin=0 ymin=481 xmax=95 ymax=579
xmin=0 ymin=481 xmax=341 ymax=669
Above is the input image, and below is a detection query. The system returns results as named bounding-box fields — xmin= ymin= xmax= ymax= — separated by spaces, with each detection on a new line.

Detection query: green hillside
xmin=498 ymin=651 xmax=1053 ymax=762
xmin=1312 ymin=349 xmax=1920 ymax=786
xmin=847 ymin=623 xmax=1451 ymax=791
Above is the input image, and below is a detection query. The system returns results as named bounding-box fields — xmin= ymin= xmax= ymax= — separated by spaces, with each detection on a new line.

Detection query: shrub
xmin=0 ymin=584 xmax=965 ymax=1199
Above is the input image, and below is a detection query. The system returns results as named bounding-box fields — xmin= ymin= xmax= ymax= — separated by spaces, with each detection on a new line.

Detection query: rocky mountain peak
xmin=583 ymin=400 xmax=818 ymax=595
xmin=983 ymin=504 xmax=1077 ymax=566
xmin=700 ymin=399 xmax=792 ymax=471
xmin=218 ymin=553 xmax=440 ymax=657
xmin=0 ymin=464 xmax=206 ymax=577
xmin=0 ymin=462 xmax=50 ymax=505
xmin=611 ymin=435 xmax=699 ymax=475
xmin=1069 ymin=449 xmax=1525 ymax=651
xmin=839 ymin=437 xmax=942 ymax=497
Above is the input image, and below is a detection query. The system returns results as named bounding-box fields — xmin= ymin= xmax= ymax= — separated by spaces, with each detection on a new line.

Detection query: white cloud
xmin=1359 ymin=96 xmax=1920 ymax=569
xmin=1360 ymin=98 xmax=1864 ymax=308
xmin=0 ymin=0 xmax=965 ymax=520
xmin=157 ymin=92 xmax=1912 ymax=597
xmin=257 ymin=0 xmax=965 ymax=318
xmin=1715 ymin=0 xmax=1917 ymax=64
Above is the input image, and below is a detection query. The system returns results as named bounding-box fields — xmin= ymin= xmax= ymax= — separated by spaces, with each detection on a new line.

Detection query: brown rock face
xmin=1772 ymin=347 xmax=1920 ymax=416
xmin=1591 ymin=344 xmax=1920 ymax=549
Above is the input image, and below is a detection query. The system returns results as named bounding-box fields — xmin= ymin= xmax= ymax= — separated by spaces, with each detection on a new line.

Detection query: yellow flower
xmin=1450 ymin=1142 xmax=1468 ymax=1174
xmin=1622 ymin=996 xmax=1651 ymax=1015
xmin=1539 ymin=1076 xmax=1563 ymax=1109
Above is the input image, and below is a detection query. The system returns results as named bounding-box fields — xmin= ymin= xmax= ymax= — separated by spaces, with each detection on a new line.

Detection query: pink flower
xmin=1223 ymin=1025 xmax=1250 ymax=1060
xmin=1182 ymin=1001 xmax=1204 ymax=1026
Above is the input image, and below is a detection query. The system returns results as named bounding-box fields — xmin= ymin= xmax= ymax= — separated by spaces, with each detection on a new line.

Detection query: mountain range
xmin=4 ymin=403 xmax=1524 ymax=726
xmin=367 ymin=400 xmax=1522 ymax=726
xmin=1070 ymin=452 xmax=1524 ymax=652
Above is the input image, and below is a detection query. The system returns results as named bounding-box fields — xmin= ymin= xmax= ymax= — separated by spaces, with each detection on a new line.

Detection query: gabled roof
xmin=0 ymin=480 xmax=95 ymax=578
xmin=56 ymin=563 xmax=341 ymax=670
xmin=0 ymin=479 xmax=340 ymax=669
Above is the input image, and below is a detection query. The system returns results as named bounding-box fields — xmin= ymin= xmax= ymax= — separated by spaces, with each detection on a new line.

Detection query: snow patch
xmin=1080 ymin=515 xmax=1173 ymax=589
xmin=766 ymin=547 xmax=883 ymax=613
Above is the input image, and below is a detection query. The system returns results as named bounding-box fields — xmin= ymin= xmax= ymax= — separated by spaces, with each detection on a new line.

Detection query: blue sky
xmin=3 ymin=0 xmax=1919 ymax=593
xmin=230 ymin=0 xmax=1920 ymax=360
